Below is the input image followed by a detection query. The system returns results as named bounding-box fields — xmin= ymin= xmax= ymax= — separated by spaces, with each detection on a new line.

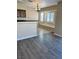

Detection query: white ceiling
xmin=17 ymin=0 xmax=61 ymax=8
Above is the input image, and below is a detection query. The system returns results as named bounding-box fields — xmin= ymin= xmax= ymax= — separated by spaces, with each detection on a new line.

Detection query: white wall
xmin=17 ymin=2 xmax=38 ymax=20
xmin=54 ymin=2 xmax=62 ymax=36
xmin=17 ymin=22 xmax=38 ymax=40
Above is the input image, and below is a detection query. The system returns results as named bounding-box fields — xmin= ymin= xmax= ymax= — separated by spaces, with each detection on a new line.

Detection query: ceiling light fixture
xmin=36 ymin=3 xmax=40 ymax=12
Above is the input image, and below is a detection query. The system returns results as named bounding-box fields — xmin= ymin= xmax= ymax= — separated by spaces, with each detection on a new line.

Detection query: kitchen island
xmin=17 ymin=20 xmax=38 ymax=40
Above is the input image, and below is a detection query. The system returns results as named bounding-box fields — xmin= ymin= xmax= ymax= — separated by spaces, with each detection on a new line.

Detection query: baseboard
xmin=17 ymin=35 xmax=38 ymax=41
xmin=54 ymin=33 xmax=62 ymax=37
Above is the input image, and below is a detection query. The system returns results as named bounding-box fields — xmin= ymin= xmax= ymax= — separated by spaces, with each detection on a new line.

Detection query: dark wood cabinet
xmin=17 ymin=9 xmax=26 ymax=18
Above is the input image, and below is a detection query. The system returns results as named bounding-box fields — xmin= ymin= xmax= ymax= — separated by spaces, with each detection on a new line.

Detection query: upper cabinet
xmin=17 ymin=9 xmax=26 ymax=18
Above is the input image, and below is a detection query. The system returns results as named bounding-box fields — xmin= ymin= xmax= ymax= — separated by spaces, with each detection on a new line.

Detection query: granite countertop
xmin=17 ymin=20 xmax=38 ymax=22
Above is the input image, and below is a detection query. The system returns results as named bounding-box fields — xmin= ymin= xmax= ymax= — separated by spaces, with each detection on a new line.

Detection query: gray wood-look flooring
xmin=17 ymin=32 xmax=62 ymax=59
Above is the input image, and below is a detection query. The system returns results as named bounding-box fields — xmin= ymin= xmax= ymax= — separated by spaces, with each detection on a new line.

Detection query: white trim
xmin=54 ymin=33 xmax=62 ymax=37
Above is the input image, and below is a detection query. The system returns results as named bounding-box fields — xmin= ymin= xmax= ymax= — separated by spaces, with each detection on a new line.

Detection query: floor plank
xmin=17 ymin=32 xmax=62 ymax=59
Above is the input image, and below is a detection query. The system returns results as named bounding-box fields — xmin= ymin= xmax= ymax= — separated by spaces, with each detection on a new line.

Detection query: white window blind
xmin=40 ymin=11 xmax=55 ymax=23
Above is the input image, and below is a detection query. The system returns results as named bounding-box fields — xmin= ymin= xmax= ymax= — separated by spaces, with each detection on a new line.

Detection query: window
xmin=40 ymin=11 xmax=55 ymax=23
xmin=40 ymin=12 xmax=44 ymax=22
xmin=51 ymin=12 xmax=55 ymax=22
xmin=47 ymin=12 xmax=51 ymax=22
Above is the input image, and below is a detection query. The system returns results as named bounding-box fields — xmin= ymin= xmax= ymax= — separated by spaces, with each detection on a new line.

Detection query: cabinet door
xmin=17 ymin=9 xmax=26 ymax=18
xmin=20 ymin=10 xmax=26 ymax=17
xmin=17 ymin=10 xmax=21 ymax=17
